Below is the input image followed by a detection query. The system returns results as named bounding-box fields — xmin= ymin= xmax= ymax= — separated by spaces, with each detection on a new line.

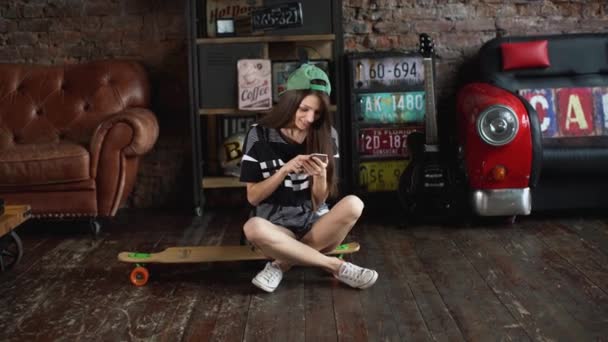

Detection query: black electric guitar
xmin=398 ymin=34 xmax=455 ymax=217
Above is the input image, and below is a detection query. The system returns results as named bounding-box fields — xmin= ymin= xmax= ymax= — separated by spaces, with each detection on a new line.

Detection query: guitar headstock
xmin=419 ymin=33 xmax=434 ymax=58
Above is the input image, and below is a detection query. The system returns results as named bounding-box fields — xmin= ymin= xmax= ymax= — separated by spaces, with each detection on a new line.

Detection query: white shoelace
xmin=340 ymin=263 xmax=365 ymax=281
xmin=261 ymin=263 xmax=282 ymax=283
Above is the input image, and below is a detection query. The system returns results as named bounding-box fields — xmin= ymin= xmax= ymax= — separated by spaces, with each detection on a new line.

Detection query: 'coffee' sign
xmin=238 ymin=59 xmax=272 ymax=111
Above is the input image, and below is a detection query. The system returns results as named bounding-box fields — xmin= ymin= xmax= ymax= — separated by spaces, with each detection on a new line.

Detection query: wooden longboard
xmin=118 ymin=242 xmax=360 ymax=264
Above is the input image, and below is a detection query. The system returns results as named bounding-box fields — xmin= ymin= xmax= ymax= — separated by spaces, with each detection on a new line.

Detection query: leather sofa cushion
xmin=501 ymin=40 xmax=550 ymax=71
xmin=0 ymin=142 xmax=90 ymax=186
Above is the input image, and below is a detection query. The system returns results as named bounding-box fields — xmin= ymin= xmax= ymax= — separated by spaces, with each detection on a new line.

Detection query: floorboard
xmin=411 ymin=226 xmax=532 ymax=341
xmin=358 ymin=223 xmax=419 ymax=341
xmin=378 ymin=225 xmax=457 ymax=342
xmin=0 ymin=209 xmax=607 ymax=341
xmin=451 ymin=226 xmax=589 ymax=341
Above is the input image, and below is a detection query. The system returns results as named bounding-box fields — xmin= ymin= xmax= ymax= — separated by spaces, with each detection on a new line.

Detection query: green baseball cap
xmin=283 ymin=63 xmax=331 ymax=96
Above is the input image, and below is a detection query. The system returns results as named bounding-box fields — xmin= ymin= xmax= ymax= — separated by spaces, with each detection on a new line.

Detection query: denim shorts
xmin=255 ymin=201 xmax=329 ymax=239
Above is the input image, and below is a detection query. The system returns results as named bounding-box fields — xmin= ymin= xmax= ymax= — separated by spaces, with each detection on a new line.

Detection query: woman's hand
xmin=281 ymin=154 xmax=311 ymax=175
xmin=247 ymin=154 xmax=308 ymax=206
xmin=306 ymin=155 xmax=329 ymax=209
xmin=302 ymin=155 xmax=327 ymax=178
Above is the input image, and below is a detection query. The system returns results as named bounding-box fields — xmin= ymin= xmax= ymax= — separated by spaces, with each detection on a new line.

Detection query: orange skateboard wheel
xmin=130 ymin=266 xmax=149 ymax=286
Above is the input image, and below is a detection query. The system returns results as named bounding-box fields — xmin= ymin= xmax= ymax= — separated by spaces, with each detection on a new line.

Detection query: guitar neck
xmin=423 ymin=57 xmax=439 ymax=146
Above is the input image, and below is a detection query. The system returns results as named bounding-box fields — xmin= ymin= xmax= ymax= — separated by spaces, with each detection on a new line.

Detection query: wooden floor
xmin=1 ymin=207 xmax=607 ymax=341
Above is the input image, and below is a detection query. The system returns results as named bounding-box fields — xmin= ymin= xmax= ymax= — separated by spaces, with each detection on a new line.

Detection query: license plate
xmin=252 ymin=2 xmax=303 ymax=31
xmin=358 ymin=127 xmax=423 ymax=157
xmin=358 ymin=92 xmax=425 ymax=124
xmin=359 ymin=160 xmax=409 ymax=192
xmin=353 ymin=56 xmax=424 ymax=89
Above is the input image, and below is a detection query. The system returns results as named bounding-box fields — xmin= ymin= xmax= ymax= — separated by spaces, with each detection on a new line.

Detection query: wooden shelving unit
xmin=196 ymin=34 xmax=335 ymax=45
xmin=187 ymin=0 xmax=344 ymax=215
xmin=202 ymin=176 xmax=245 ymax=189
xmin=199 ymin=104 xmax=337 ymax=116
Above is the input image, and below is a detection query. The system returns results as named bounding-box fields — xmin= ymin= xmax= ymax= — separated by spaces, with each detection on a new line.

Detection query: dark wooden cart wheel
xmin=0 ymin=231 xmax=23 ymax=272
xmin=130 ymin=266 xmax=150 ymax=286
xmin=90 ymin=219 xmax=101 ymax=238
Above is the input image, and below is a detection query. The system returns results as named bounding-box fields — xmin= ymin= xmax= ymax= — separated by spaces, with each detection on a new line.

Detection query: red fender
xmin=456 ymin=83 xmax=532 ymax=189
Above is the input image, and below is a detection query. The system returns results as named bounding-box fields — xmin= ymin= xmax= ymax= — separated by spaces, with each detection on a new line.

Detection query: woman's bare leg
xmin=245 ymin=195 xmax=376 ymax=291
xmin=243 ymin=217 xmax=343 ymax=274
xmin=300 ymin=195 xmax=364 ymax=253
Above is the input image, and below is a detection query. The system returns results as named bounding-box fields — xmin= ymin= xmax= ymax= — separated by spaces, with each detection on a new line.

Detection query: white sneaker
xmin=252 ymin=262 xmax=283 ymax=293
xmin=336 ymin=262 xmax=378 ymax=289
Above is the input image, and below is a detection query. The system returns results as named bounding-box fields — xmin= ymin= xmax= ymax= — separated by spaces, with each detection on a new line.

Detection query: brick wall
xmin=343 ymin=0 xmax=608 ymax=111
xmin=1 ymin=0 xmax=606 ymax=210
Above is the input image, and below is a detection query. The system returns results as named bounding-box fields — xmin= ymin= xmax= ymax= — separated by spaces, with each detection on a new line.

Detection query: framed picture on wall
xmin=271 ymin=60 xmax=330 ymax=102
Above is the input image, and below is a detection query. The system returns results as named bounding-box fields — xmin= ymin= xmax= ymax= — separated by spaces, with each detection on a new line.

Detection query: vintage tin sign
xmin=206 ymin=0 xmax=261 ymax=37
xmin=519 ymin=88 xmax=559 ymax=138
xmin=252 ymin=2 xmax=303 ymax=31
xmin=593 ymin=87 xmax=608 ymax=135
xmin=219 ymin=116 xmax=256 ymax=141
xmin=556 ymin=88 xmax=597 ymax=137
xmin=358 ymin=127 xmax=423 ymax=157
xmin=358 ymin=92 xmax=425 ymax=124
xmin=521 ymin=87 xmax=608 ymax=138
xmin=358 ymin=159 xmax=409 ymax=192
xmin=238 ymin=59 xmax=272 ymax=111
xmin=353 ymin=56 xmax=424 ymax=89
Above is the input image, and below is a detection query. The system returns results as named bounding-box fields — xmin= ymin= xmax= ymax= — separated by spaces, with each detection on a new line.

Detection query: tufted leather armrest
xmin=89 ymin=107 xmax=159 ymax=176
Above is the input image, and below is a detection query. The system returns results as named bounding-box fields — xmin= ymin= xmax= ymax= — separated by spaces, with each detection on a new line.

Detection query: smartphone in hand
xmin=309 ymin=153 xmax=328 ymax=163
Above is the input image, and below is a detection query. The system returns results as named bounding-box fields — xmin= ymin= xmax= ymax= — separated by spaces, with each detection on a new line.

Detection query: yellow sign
xmin=359 ymin=160 xmax=409 ymax=192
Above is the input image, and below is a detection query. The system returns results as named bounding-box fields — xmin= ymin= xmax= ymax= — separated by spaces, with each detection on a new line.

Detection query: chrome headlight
xmin=476 ymin=105 xmax=519 ymax=146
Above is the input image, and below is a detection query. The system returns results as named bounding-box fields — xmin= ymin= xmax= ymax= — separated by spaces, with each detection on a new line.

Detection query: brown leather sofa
xmin=0 ymin=60 xmax=159 ymax=222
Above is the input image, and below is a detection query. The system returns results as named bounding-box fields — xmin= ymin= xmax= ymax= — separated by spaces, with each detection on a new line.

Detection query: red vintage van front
xmin=456 ymin=83 xmax=533 ymax=216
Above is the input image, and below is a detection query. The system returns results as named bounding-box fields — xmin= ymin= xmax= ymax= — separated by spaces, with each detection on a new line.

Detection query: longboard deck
xmin=118 ymin=242 xmax=360 ymax=264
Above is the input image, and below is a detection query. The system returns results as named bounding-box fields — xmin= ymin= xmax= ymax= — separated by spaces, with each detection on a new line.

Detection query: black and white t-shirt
xmin=240 ymin=124 xmax=339 ymax=207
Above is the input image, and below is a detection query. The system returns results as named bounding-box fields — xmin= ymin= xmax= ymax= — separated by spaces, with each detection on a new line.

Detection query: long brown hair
xmin=258 ymin=89 xmax=338 ymax=198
